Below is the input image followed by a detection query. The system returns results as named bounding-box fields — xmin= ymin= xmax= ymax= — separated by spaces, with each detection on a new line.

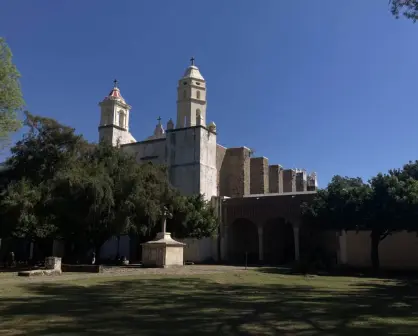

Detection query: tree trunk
xmin=370 ymin=230 xmax=380 ymax=272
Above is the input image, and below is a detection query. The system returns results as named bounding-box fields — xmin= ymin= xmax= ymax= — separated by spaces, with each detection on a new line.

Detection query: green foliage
xmin=168 ymin=194 xmax=218 ymax=239
xmin=391 ymin=0 xmax=418 ymax=22
xmin=0 ymin=38 xmax=24 ymax=142
xmin=303 ymin=167 xmax=418 ymax=270
xmin=1 ymin=113 xmax=215 ymax=259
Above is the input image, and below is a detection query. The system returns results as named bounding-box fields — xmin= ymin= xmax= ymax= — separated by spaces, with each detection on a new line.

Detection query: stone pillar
xmin=339 ymin=230 xmax=347 ymax=264
xmin=293 ymin=225 xmax=300 ymax=261
xmin=258 ymin=225 xmax=264 ymax=262
xmin=250 ymin=157 xmax=269 ymax=194
xmin=282 ymin=169 xmax=296 ymax=193
xmin=268 ymin=165 xmax=283 ymax=193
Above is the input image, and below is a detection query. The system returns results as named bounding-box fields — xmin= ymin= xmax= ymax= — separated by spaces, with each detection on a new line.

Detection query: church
xmin=98 ymin=58 xmax=318 ymax=200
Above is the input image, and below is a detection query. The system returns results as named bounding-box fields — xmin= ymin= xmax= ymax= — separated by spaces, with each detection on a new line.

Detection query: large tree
xmin=49 ymin=143 xmax=179 ymax=259
xmin=0 ymin=38 xmax=24 ymax=144
xmin=168 ymin=194 xmax=218 ymax=240
xmin=391 ymin=0 xmax=418 ymax=22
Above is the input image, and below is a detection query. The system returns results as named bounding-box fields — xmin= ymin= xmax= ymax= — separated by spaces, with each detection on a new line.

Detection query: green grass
xmin=1 ymin=268 xmax=418 ymax=335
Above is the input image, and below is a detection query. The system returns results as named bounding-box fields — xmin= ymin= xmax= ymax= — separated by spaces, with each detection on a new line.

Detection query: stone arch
xmin=196 ymin=90 xmax=201 ymax=99
xmin=263 ymin=217 xmax=295 ymax=265
xmin=227 ymin=218 xmax=258 ymax=264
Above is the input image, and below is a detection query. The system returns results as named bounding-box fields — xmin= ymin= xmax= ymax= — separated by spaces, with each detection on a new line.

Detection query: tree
xmin=168 ymin=194 xmax=218 ymax=239
xmin=303 ymin=172 xmax=418 ymax=271
xmin=49 ymin=142 xmax=180 ymax=259
xmin=390 ymin=0 xmax=418 ymax=22
xmin=0 ymin=38 xmax=24 ymax=143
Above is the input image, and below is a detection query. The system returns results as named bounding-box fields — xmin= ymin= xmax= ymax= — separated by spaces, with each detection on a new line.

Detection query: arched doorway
xmin=263 ymin=218 xmax=295 ymax=265
xmin=227 ymin=218 xmax=259 ymax=264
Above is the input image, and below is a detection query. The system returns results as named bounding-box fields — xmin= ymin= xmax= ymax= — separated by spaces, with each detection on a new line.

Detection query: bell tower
xmin=176 ymin=57 xmax=207 ymax=128
xmin=98 ymin=80 xmax=135 ymax=146
xmin=167 ymin=59 xmax=218 ymax=201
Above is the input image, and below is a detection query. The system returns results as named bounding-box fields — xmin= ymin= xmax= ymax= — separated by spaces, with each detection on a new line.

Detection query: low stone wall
xmin=178 ymin=237 xmax=218 ymax=263
xmin=62 ymin=264 xmax=104 ymax=273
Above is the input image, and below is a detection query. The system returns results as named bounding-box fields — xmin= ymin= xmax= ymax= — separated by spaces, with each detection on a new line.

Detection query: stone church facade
xmin=98 ymin=59 xmax=318 ymax=200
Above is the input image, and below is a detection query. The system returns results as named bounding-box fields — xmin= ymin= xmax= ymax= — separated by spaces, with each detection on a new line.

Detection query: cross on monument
xmin=190 ymin=56 xmax=195 ymax=66
xmin=113 ymin=79 xmax=118 ymax=88
xmin=157 ymin=116 xmax=162 ymax=124
xmin=161 ymin=206 xmax=172 ymax=234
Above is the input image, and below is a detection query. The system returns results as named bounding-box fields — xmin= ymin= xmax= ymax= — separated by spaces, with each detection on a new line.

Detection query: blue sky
xmin=1 ymin=0 xmax=417 ymax=187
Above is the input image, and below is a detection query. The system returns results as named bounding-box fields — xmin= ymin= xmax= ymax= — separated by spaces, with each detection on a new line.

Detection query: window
xmin=119 ymin=111 xmax=126 ymax=128
xmin=196 ymin=90 xmax=201 ymax=99
xmin=196 ymin=82 xmax=200 ymax=86
xmin=183 ymin=81 xmax=187 ymax=85
xmin=183 ymin=90 xmax=186 ymax=99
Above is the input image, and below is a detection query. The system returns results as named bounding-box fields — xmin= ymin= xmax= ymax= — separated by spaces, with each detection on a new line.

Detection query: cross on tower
xmin=113 ymin=79 xmax=118 ymax=88
xmin=157 ymin=116 xmax=162 ymax=124
xmin=190 ymin=57 xmax=195 ymax=66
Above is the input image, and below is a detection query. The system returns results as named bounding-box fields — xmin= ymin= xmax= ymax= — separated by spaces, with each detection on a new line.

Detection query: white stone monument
xmin=141 ymin=208 xmax=185 ymax=268
xmin=45 ymin=256 xmax=62 ymax=273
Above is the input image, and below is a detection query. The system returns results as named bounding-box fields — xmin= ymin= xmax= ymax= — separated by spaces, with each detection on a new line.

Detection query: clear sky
xmin=1 ymin=0 xmax=417 ymax=187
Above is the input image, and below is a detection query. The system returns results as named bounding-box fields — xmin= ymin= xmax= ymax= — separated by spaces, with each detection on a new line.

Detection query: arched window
xmin=196 ymin=90 xmax=201 ymax=99
xmin=119 ymin=111 xmax=126 ymax=128
xmin=183 ymin=90 xmax=187 ymax=99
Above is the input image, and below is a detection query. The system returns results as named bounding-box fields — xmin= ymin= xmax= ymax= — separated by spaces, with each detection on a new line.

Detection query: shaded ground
xmin=0 ymin=266 xmax=418 ymax=335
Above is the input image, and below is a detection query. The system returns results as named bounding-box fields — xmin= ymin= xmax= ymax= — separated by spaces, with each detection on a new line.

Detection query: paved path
xmin=0 ymin=265 xmax=250 ymax=285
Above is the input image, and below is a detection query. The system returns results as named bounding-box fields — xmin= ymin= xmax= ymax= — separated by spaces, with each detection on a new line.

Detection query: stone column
xmin=258 ymin=225 xmax=264 ymax=262
xmin=293 ymin=225 xmax=300 ymax=261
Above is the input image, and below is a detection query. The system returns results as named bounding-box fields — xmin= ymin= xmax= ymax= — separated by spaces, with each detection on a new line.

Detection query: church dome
xmin=182 ymin=57 xmax=204 ymax=81
xmin=104 ymin=80 xmax=126 ymax=103
xmin=183 ymin=65 xmax=204 ymax=81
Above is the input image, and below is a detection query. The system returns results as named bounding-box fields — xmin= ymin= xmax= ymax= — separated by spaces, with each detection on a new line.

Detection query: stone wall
xmin=295 ymin=170 xmax=307 ymax=192
xmin=121 ymin=138 xmax=166 ymax=165
xmin=268 ymin=165 xmax=283 ymax=193
xmin=218 ymin=147 xmax=251 ymax=197
xmin=282 ymin=169 xmax=296 ymax=193
xmin=216 ymin=145 xmax=227 ymax=196
xmin=250 ymin=157 xmax=269 ymax=194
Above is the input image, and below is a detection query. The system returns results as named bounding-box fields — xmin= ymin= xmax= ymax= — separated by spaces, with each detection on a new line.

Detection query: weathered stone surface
xmin=61 ymin=264 xmax=104 ymax=273
xmin=18 ymin=269 xmax=62 ymax=277
xmin=282 ymin=169 xmax=296 ymax=193
xmin=219 ymin=147 xmax=250 ymax=197
xmin=250 ymin=157 xmax=269 ymax=194
xmin=142 ymin=232 xmax=185 ymax=268
xmin=269 ymin=165 xmax=283 ymax=193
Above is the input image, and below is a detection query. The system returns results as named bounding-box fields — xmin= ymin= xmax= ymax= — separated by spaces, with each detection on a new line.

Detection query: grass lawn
xmin=1 ymin=268 xmax=418 ymax=335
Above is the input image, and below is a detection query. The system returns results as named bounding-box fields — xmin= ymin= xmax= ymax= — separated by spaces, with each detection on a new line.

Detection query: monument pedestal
xmin=141 ymin=232 xmax=185 ymax=268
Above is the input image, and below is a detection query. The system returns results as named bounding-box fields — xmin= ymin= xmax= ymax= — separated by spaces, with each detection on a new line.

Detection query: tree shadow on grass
xmin=1 ymin=275 xmax=418 ymax=335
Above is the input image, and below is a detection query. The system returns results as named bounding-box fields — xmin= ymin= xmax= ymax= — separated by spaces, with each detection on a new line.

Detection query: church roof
xmin=182 ymin=65 xmax=205 ymax=81
xmin=104 ymin=80 xmax=126 ymax=103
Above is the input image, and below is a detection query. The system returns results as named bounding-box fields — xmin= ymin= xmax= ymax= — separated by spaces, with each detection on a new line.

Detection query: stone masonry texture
xmin=250 ymin=157 xmax=269 ymax=194
xmin=296 ymin=171 xmax=307 ymax=192
xmin=269 ymin=165 xmax=283 ymax=193
xmin=282 ymin=169 xmax=296 ymax=193
xmin=219 ymin=147 xmax=250 ymax=197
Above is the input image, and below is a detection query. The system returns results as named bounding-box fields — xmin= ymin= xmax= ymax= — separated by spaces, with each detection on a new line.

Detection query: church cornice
xmin=166 ymin=124 xmax=216 ymax=135
xmin=98 ymin=124 xmax=127 ymax=132
xmin=120 ymin=137 xmax=166 ymax=147
xmin=176 ymin=98 xmax=207 ymax=105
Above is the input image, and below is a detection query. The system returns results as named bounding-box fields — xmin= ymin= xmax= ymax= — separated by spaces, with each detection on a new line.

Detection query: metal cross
xmin=113 ymin=79 xmax=118 ymax=88
xmin=190 ymin=56 xmax=195 ymax=66
xmin=157 ymin=116 xmax=162 ymax=124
